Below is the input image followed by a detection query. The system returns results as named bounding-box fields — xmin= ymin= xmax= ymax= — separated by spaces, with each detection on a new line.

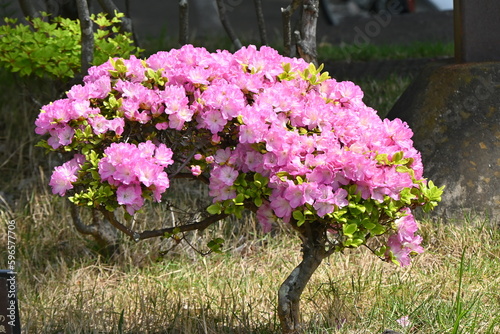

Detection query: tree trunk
xmin=76 ymin=0 xmax=94 ymax=77
xmin=278 ymin=222 xmax=329 ymax=333
xmin=18 ymin=0 xmax=40 ymax=18
xmin=70 ymin=205 xmax=120 ymax=256
xmin=282 ymin=0 xmax=301 ymax=57
xmin=179 ymin=0 xmax=189 ymax=45
xmin=254 ymin=0 xmax=268 ymax=45
xmin=215 ymin=0 xmax=242 ymax=49
xmin=296 ymin=0 xmax=319 ymax=66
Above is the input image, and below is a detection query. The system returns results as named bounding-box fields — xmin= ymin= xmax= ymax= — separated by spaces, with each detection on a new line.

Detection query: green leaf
xmin=392 ymin=151 xmax=403 ymax=163
xmin=375 ymin=153 xmax=390 ymax=165
xmin=292 ymin=210 xmax=306 ymax=227
xmin=276 ymin=171 xmax=290 ymax=181
xmin=371 ymin=224 xmax=386 ymax=236
xmin=234 ymin=193 xmax=245 ymax=205
xmin=350 ymin=238 xmax=364 ymax=247
xmin=426 ymin=180 xmax=445 ymax=201
xmin=363 ymin=221 xmax=376 ymax=230
xmin=396 ymin=165 xmax=414 ymax=178
xmin=343 ymin=223 xmax=358 ymax=237
xmin=207 ymin=238 xmax=224 ymax=253
xmin=207 ymin=203 xmax=222 ymax=215
xmin=292 ymin=210 xmax=304 ymax=222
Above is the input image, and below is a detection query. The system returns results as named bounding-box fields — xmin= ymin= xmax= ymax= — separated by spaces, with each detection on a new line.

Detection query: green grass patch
xmin=318 ymin=41 xmax=454 ymax=62
xmin=1 ymin=202 xmax=499 ymax=333
xmin=357 ymin=74 xmax=412 ymax=117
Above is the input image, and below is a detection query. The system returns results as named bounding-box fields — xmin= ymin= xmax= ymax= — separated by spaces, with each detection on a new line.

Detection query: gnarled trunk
xmin=70 ymin=205 xmax=120 ymax=256
xmin=278 ymin=222 xmax=329 ymax=333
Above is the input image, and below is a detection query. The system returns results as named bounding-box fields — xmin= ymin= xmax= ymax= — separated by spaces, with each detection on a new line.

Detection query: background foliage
xmin=0 ymin=12 xmax=142 ymax=79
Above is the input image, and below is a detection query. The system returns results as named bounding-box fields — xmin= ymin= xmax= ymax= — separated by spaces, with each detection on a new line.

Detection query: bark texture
xmin=71 ymin=206 xmax=120 ymax=256
xmin=282 ymin=0 xmax=301 ymax=57
xmin=76 ymin=0 xmax=94 ymax=77
xmin=179 ymin=0 xmax=189 ymax=45
xmin=215 ymin=0 xmax=242 ymax=49
xmin=278 ymin=222 xmax=330 ymax=333
xmin=254 ymin=0 xmax=268 ymax=45
xmin=296 ymin=0 xmax=319 ymax=65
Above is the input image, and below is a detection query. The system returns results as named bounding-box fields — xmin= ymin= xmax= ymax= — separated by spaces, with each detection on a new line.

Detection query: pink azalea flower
xmin=217 ymin=185 xmax=237 ymax=201
xmin=256 ymin=203 xmax=276 ymax=233
xmin=190 ymin=165 xmax=202 ymax=176
xmin=137 ymin=163 xmax=162 ymax=187
xmin=88 ymin=115 xmax=110 ymax=134
xmin=49 ymin=155 xmax=85 ymax=196
xmin=283 ymin=183 xmax=307 ymax=209
xmin=214 ymin=165 xmax=239 ymax=186
xmin=152 ymin=172 xmax=170 ymax=202
xmin=154 ymin=144 xmax=174 ymax=167
xmin=396 ymin=315 xmax=411 ymax=328
xmin=214 ymin=148 xmax=232 ymax=164
xmin=116 ymin=184 xmax=142 ymax=205
xmin=200 ymin=109 xmax=227 ymax=134
xmin=116 ymin=184 xmax=144 ymax=214
xmin=386 ymin=210 xmax=424 ymax=266
xmin=155 ymin=122 xmax=169 ymax=130
xmin=269 ymin=195 xmax=292 ymax=223
xmin=108 ymin=118 xmax=125 ymax=135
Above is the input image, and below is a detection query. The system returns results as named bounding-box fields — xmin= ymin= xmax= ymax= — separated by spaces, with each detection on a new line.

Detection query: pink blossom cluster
xmin=34 ymin=75 xmax=120 ymax=149
xmin=98 ymin=141 xmax=174 ymax=214
xmin=386 ymin=209 xmax=424 ymax=266
xmin=36 ymin=45 xmax=427 ymax=264
xmin=49 ymin=154 xmax=86 ymax=196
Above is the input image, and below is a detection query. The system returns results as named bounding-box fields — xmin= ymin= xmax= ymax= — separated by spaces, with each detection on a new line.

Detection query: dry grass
xmin=0 ymin=44 xmax=498 ymax=333
xmin=1 ymin=188 xmax=499 ymax=333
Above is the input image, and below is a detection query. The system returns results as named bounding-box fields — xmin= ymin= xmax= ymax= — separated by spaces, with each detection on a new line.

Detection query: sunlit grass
xmin=1 ymin=197 xmax=499 ymax=333
xmin=1 ymin=41 xmax=497 ymax=333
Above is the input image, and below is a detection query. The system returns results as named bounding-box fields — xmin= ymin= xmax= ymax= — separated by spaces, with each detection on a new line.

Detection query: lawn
xmin=1 ymin=40 xmax=499 ymax=334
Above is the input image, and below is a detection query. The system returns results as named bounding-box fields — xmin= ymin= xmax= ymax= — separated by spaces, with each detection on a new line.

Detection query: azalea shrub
xmin=35 ymin=44 xmax=442 ymax=266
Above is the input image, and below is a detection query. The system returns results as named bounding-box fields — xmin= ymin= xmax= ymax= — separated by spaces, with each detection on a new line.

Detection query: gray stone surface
xmin=387 ymin=61 xmax=500 ymax=222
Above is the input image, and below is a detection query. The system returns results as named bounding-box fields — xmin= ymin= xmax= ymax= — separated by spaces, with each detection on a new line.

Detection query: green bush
xmin=0 ymin=12 xmax=143 ymax=79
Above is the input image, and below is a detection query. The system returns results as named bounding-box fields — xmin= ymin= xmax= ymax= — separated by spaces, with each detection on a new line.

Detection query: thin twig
xmin=215 ymin=0 xmax=243 ymax=49
xmin=281 ymin=0 xmax=302 ymax=57
xmin=171 ymin=147 xmax=200 ymax=178
xmin=179 ymin=0 xmax=189 ymax=45
xmin=101 ymin=209 xmax=229 ymax=241
xmin=254 ymin=0 xmax=268 ymax=45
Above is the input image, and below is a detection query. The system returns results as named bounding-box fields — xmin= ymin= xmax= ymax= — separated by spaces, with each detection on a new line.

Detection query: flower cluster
xmin=385 ymin=209 xmax=424 ymax=266
xmin=49 ymin=154 xmax=86 ymax=196
xmin=36 ymin=45 xmax=442 ymax=266
xmin=98 ymin=141 xmax=173 ymax=214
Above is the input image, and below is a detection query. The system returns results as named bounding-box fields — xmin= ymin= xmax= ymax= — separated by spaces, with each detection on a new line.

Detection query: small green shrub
xmin=0 ymin=12 xmax=143 ymax=79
